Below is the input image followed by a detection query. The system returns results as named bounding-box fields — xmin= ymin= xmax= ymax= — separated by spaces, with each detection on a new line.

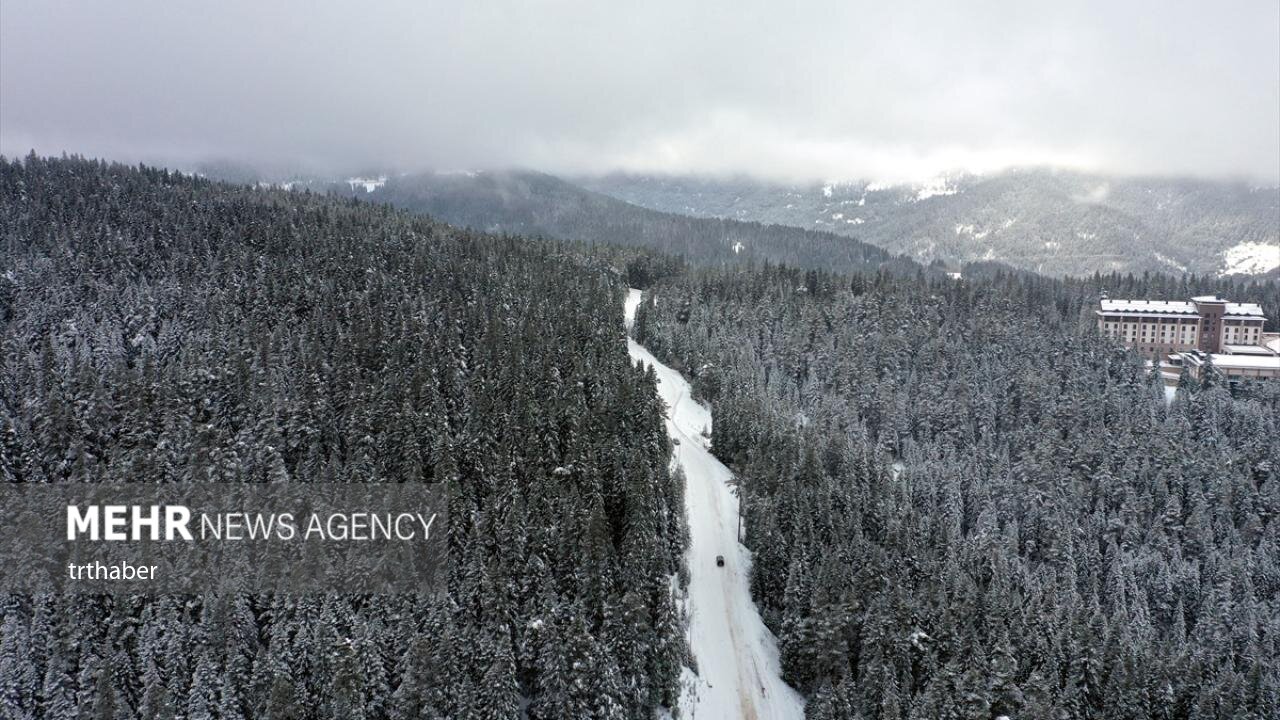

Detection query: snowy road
xmin=625 ymin=289 xmax=805 ymax=720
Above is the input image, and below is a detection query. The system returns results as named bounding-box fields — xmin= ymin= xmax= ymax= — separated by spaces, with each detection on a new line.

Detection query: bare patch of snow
xmin=908 ymin=628 xmax=931 ymax=649
xmin=254 ymin=180 xmax=301 ymax=192
xmin=1221 ymin=241 xmax=1280 ymax=276
xmin=623 ymin=289 xmax=644 ymax=330
xmin=732 ymin=241 xmax=744 ymax=254
xmin=914 ymin=175 xmax=957 ymax=201
xmin=347 ymin=176 xmax=387 ymax=193
xmin=955 ymin=223 xmax=988 ymax=239
xmin=1155 ymin=253 xmax=1189 ymax=273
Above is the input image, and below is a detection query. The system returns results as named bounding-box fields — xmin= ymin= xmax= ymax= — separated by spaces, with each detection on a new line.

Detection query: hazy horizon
xmin=3 ymin=1 xmax=1278 ymax=185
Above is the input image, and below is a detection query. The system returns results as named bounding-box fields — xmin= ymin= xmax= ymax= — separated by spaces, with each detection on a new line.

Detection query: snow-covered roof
xmin=1099 ymin=299 xmax=1195 ymax=315
xmin=1223 ymin=303 xmax=1266 ymax=318
xmin=1182 ymin=353 xmax=1280 ymax=370
xmin=1099 ymin=298 xmax=1265 ymax=319
xmin=1222 ymin=344 xmax=1276 ymax=356
xmin=1192 ymin=295 xmax=1265 ymax=317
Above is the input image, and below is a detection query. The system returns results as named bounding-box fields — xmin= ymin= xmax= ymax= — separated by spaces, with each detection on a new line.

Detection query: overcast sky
xmin=2 ymin=0 xmax=1277 ymax=183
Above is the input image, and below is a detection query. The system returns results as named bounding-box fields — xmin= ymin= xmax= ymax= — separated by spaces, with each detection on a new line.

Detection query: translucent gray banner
xmin=0 ymin=483 xmax=447 ymax=594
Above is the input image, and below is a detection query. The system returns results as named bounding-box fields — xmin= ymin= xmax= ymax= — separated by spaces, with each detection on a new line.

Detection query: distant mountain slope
xmin=351 ymin=170 xmax=920 ymax=276
xmin=578 ymin=170 xmax=1280 ymax=277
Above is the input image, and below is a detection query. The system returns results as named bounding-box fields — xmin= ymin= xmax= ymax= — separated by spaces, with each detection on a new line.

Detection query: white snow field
xmin=625 ymin=289 xmax=805 ymax=720
xmin=1220 ymin=241 xmax=1280 ymax=276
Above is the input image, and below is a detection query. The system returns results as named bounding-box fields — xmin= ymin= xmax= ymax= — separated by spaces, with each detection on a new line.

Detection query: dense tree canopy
xmin=2 ymin=153 xmax=1276 ymax=719
xmin=635 ymin=265 xmax=1280 ymax=719
xmin=0 ymin=156 xmax=687 ymax=719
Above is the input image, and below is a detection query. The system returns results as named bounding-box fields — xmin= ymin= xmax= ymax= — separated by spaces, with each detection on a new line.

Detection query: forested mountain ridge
xmin=579 ymin=169 xmax=1280 ymax=278
xmin=8 ymin=154 xmax=1275 ymax=718
xmin=632 ymin=266 xmax=1280 ymax=719
xmin=342 ymin=170 xmax=922 ymax=277
xmin=0 ymin=155 xmax=687 ymax=718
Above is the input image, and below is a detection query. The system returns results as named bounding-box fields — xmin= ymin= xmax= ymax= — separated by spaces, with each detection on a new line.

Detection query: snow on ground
xmin=890 ymin=460 xmax=905 ymax=482
xmin=953 ymin=223 xmax=988 ymax=240
xmin=625 ymin=289 xmax=806 ymax=720
xmin=1155 ymin=253 xmax=1189 ymax=273
xmin=914 ymin=175 xmax=957 ymax=201
xmin=1221 ymin=241 xmax=1280 ymax=276
xmin=346 ymin=176 xmax=387 ymax=193
xmin=624 ymin=288 xmax=644 ymax=329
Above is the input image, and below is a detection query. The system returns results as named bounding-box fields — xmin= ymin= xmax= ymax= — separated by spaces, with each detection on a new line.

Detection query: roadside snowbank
xmin=626 ymin=288 xmax=805 ymax=720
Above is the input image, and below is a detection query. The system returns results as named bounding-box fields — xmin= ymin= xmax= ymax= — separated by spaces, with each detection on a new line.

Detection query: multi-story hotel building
xmin=1096 ymin=295 xmax=1267 ymax=359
